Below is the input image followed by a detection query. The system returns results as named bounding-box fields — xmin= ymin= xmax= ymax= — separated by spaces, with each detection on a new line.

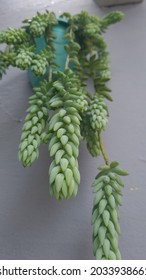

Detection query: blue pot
xmin=28 ymin=18 xmax=68 ymax=87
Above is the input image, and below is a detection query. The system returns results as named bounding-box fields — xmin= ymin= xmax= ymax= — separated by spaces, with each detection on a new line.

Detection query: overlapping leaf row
xmin=0 ymin=28 xmax=31 ymax=76
xmin=27 ymin=11 xmax=58 ymax=37
xmin=71 ymin=12 xmax=111 ymax=160
xmin=18 ymin=81 xmax=49 ymax=167
xmin=89 ymin=95 xmax=108 ymax=131
xmin=49 ymin=70 xmax=88 ymax=112
xmin=80 ymin=112 xmax=100 ymax=157
xmin=80 ymin=94 xmax=108 ymax=158
xmin=47 ymin=107 xmax=81 ymax=200
xmin=72 ymin=12 xmax=110 ymax=77
xmin=0 ymin=28 xmax=29 ymax=45
xmin=75 ymin=13 xmax=127 ymax=260
xmin=0 ymin=11 xmax=58 ymax=46
xmin=0 ymin=48 xmax=17 ymax=77
xmin=42 ymin=70 xmax=88 ymax=200
xmin=0 ymin=11 xmax=58 ymax=79
xmin=92 ymin=162 xmax=128 ymax=260
xmin=0 ymin=46 xmax=52 ymax=77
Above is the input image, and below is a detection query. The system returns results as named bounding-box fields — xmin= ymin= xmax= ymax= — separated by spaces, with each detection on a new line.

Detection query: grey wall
xmin=0 ymin=0 xmax=146 ymax=260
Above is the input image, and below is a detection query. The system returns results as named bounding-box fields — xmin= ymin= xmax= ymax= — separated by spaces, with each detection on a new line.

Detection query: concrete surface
xmin=0 ymin=0 xmax=146 ymax=260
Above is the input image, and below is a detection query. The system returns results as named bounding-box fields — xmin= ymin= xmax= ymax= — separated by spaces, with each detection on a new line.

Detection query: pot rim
xmin=57 ymin=17 xmax=68 ymax=26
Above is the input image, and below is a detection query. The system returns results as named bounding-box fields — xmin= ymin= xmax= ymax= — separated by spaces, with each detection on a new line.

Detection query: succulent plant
xmin=0 ymin=10 xmax=128 ymax=259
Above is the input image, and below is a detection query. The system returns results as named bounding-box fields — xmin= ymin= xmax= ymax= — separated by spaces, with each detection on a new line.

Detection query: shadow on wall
xmin=94 ymin=0 xmax=143 ymax=7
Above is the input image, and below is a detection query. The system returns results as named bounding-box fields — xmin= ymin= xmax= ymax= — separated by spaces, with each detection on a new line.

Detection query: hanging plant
xmin=0 ymin=10 xmax=128 ymax=260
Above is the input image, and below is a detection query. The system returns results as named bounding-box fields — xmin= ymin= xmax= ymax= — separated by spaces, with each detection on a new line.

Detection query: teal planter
xmin=28 ymin=18 xmax=68 ymax=87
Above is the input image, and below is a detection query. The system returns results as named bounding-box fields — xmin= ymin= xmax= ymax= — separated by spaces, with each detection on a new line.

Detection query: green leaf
xmin=98 ymin=165 xmax=110 ymax=171
xmin=113 ymin=168 xmax=129 ymax=176
xmin=110 ymin=161 xmax=119 ymax=169
xmin=99 ymin=91 xmax=113 ymax=102
xmin=69 ymin=57 xmax=80 ymax=66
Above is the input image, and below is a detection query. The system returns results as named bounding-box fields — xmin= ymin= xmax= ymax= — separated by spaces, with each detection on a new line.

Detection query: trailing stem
xmin=98 ymin=132 xmax=109 ymax=166
xmin=65 ymin=24 xmax=73 ymax=70
xmin=48 ymin=65 xmax=52 ymax=82
xmin=65 ymin=55 xmax=70 ymax=70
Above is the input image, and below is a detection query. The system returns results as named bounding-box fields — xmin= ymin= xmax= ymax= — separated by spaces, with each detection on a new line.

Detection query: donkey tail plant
xmin=0 ymin=10 xmax=128 ymax=259
xmin=92 ymin=161 xmax=128 ymax=259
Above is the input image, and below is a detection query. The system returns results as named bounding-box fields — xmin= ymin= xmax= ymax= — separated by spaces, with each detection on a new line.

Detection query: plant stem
xmin=49 ymin=65 xmax=52 ymax=82
xmin=65 ymin=55 xmax=70 ymax=70
xmin=98 ymin=131 xmax=109 ymax=165
xmin=65 ymin=25 xmax=73 ymax=69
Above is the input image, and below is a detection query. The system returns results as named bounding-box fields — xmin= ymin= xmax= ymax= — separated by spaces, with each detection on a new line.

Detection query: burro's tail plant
xmin=0 ymin=10 xmax=128 ymax=259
